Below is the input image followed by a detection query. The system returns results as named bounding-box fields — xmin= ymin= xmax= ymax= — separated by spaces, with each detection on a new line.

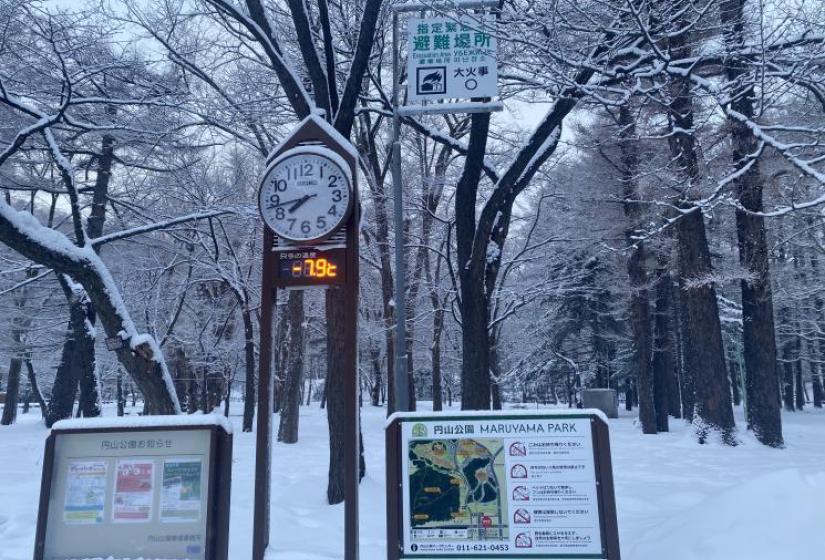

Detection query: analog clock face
xmin=258 ymin=150 xmax=352 ymax=242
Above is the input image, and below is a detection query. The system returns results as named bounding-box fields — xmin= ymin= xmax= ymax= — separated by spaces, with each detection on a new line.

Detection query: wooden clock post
xmin=253 ymin=115 xmax=360 ymax=560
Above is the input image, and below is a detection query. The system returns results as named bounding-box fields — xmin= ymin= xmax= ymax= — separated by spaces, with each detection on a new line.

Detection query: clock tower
xmin=253 ymin=115 xmax=360 ymax=560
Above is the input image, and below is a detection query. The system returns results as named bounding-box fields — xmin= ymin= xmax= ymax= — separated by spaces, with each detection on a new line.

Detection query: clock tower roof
xmin=266 ymin=115 xmax=358 ymax=166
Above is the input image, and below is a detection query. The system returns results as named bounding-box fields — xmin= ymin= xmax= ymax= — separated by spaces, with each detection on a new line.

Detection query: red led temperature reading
xmin=276 ymin=250 xmax=345 ymax=286
xmin=291 ymin=258 xmax=338 ymax=279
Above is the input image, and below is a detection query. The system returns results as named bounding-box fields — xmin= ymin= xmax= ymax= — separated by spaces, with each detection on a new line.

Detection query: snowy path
xmin=0 ymin=403 xmax=823 ymax=559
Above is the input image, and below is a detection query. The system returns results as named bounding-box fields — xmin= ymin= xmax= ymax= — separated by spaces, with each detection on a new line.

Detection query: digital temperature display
xmin=289 ymin=257 xmax=337 ymax=278
xmin=276 ymin=249 xmax=345 ymax=287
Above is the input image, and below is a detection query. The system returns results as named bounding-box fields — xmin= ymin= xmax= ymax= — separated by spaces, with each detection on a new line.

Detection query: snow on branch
xmin=90 ymin=210 xmax=233 ymax=248
xmin=0 ymin=200 xmax=181 ymax=414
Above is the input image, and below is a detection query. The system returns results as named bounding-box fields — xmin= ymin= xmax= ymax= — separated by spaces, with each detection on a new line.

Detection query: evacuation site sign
xmin=406 ymin=16 xmax=498 ymax=102
xmin=34 ymin=416 xmax=232 ymax=560
xmin=385 ymin=411 xmax=620 ymax=559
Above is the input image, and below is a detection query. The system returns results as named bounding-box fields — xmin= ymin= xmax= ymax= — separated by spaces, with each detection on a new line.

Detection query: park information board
xmin=406 ymin=16 xmax=498 ymax=102
xmin=385 ymin=411 xmax=620 ymax=560
xmin=34 ymin=415 xmax=232 ymax=560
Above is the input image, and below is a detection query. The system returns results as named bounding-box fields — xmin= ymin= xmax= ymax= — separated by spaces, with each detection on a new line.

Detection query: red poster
xmin=113 ymin=460 xmax=155 ymax=522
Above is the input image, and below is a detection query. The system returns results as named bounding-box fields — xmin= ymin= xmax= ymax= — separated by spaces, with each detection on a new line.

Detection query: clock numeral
xmin=328 ymin=175 xmax=338 ymax=188
xmin=274 ymin=179 xmax=287 ymax=192
xmin=332 ymin=189 xmax=342 ymax=203
xmin=328 ymin=205 xmax=337 ymax=216
xmin=287 ymin=164 xmax=314 ymax=180
xmin=267 ymin=194 xmax=280 ymax=209
xmin=316 ymin=216 xmax=327 ymax=230
xmin=301 ymin=220 xmax=311 ymax=234
xmin=287 ymin=218 xmax=296 ymax=231
xmin=275 ymin=207 xmax=285 ymax=220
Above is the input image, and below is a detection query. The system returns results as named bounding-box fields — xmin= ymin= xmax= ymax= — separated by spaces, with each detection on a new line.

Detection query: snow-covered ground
xmin=0 ymin=402 xmax=823 ymax=560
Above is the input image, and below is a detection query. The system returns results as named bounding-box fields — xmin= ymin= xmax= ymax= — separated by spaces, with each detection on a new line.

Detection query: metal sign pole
xmin=343 ymin=177 xmax=361 ymax=560
xmin=391 ymin=9 xmax=410 ymax=413
xmin=391 ymin=0 xmax=502 ymax=412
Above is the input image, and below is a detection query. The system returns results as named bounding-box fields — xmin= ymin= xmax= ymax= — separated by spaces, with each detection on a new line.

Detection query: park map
xmin=409 ymin=438 xmax=508 ymax=541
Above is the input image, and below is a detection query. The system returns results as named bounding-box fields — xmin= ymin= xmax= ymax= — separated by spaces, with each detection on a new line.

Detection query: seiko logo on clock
xmin=258 ymin=148 xmax=352 ymax=243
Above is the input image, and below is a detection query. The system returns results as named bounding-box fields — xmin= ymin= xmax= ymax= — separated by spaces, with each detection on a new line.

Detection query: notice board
xmin=33 ymin=415 xmax=232 ymax=560
xmin=385 ymin=411 xmax=620 ymax=559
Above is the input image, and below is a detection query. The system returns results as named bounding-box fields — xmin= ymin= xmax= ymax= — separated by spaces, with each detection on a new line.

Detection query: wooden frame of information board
xmin=33 ymin=422 xmax=232 ymax=560
xmin=385 ymin=412 xmax=620 ymax=560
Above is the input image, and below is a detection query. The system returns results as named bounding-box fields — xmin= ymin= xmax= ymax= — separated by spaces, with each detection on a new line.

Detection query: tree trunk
xmin=629 ymin=274 xmax=655 ymax=420
xmin=405 ymin=336 xmax=417 ymax=412
xmin=187 ymin=373 xmax=199 ymax=414
xmin=242 ymin=306 xmax=256 ymax=432
xmin=431 ymin=302 xmax=445 ymax=412
xmin=0 ymin=358 xmax=22 ymax=425
xmin=25 ymin=360 xmax=46 ymax=417
xmin=325 ymin=291 xmax=347 ymax=504
xmin=273 ymin=303 xmax=288 ymax=414
xmin=812 ymin=368 xmax=824 ymax=408
xmin=46 ymin=287 xmax=94 ymax=427
xmin=117 ymin=370 xmax=125 ymax=417
xmin=624 ymin=380 xmax=633 ymax=411
xmin=720 ymin=0 xmax=783 ymax=447
xmin=456 ymin=113 xmax=493 ymax=410
xmin=78 ymin=361 xmax=101 ymax=418
xmin=306 ymin=367 xmax=314 ymax=406
xmin=666 ymin=21 xmax=734 ymax=441
xmin=369 ymin=342 xmax=382 ymax=407
xmin=674 ymin=282 xmax=693 ymax=419
xmin=200 ymin=367 xmax=209 ymax=413
xmin=659 ymin=270 xmax=682 ymax=420
xmin=61 ymin=129 xmax=111 ymax=422
xmin=729 ymin=359 xmax=742 ymax=407
xmin=675 ymin=210 xmax=736 ymax=443
xmin=794 ymin=343 xmax=805 ymax=410
xmin=490 ymin=331 xmax=504 ymax=411
xmin=619 ymin=105 xmax=655 ymax=434
xmin=224 ymin=378 xmax=232 ymax=417
xmin=460 ymin=279 xmax=491 ymax=409
xmin=780 ymin=319 xmax=795 ymax=411
xmin=651 ymin=266 xmax=672 ymax=432
xmin=278 ymin=291 xmax=304 ymax=444
xmin=809 ymin=338 xmax=823 ymax=408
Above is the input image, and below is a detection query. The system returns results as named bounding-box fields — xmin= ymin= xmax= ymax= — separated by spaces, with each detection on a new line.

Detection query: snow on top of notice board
xmin=53 ymin=413 xmax=233 ymax=434
xmin=385 ymin=407 xmax=609 ymax=428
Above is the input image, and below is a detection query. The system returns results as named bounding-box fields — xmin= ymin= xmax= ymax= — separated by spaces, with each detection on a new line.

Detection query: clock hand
xmin=288 ymin=193 xmax=317 ymax=213
xmin=267 ymin=196 xmax=305 ymax=209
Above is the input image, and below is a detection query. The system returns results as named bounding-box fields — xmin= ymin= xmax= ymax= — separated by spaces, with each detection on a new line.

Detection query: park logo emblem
xmin=411 ymin=423 xmax=428 ymax=438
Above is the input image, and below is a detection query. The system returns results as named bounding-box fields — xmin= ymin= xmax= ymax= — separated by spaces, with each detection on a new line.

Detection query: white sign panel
xmin=406 ymin=16 xmax=498 ymax=102
xmin=400 ymin=416 xmax=603 ymax=557
xmin=43 ymin=428 xmax=214 ymax=560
